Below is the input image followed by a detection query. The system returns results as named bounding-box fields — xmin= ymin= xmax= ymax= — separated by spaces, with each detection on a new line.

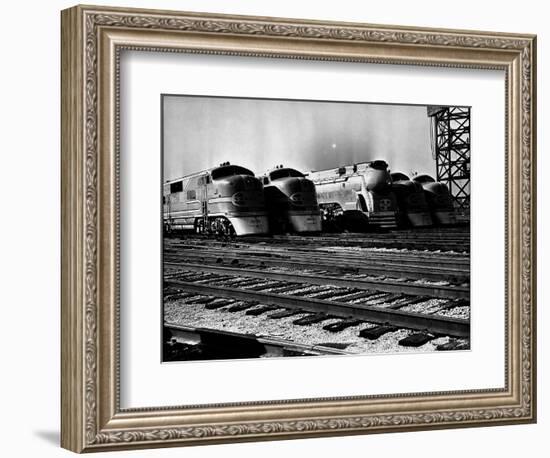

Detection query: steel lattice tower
xmin=427 ymin=106 xmax=471 ymax=211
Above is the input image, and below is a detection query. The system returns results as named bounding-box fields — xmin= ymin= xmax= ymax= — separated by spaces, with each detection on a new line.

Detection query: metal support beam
xmin=428 ymin=106 xmax=471 ymax=211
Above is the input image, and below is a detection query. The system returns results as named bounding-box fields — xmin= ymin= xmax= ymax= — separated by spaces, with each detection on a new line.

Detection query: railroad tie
xmin=246 ymin=305 xmax=279 ymax=316
xmin=246 ymin=281 xmax=287 ymax=291
xmin=387 ymin=295 xmax=429 ymax=309
xmin=163 ymin=291 xmax=198 ymax=302
xmin=337 ymin=290 xmax=377 ymax=302
xmin=399 ymin=332 xmax=436 ymax=347
xmin=204 ymin=299 xmax=235 ymax=310
xmin=308 ymin=288 xmax=351 ymax=300
xmin=352 ymin=291 xmax=387 ymax=302
xmin=187 ymin=296 xmax=217 ymax=305
xmin=375 ymin=293 xmax=408 ymax=304
xmin=223 ymin=278 xmax=265 ymax=288
xmin=264 ymin=283 xmax=302 ymax=294
xmin=169 ymin=272 xmax=205 ymax=282
xmin=323 ymin=319 xmax=364 ymax=333
xmin=268 ymin=309 xmax=302 ymax=319
xmin=438 ymin=298 xmax=470 ymax=310
xmin=226 ymin=301 xmax=258 ymax=312
xmin=436 ymin=339 xmax=470 ymax=351
xmin=201 ymin=275 xmax=241 ymax=284
xmin=293 ymin=313 xmax=332 ymax=326
xmin=163 ymin=285 xmax=184 ymax=296
xmin=303 ymin=287 xmax=339 ymax=299
xmin=363 ymin=292 xmax=402 ymax=305
xmin=359 ymin=325 xmax=398 ymax=340
xmin=326 ymin=289 xmax=363 ymax=301
xmin=187 ymin=273 xmax=221 ymax=283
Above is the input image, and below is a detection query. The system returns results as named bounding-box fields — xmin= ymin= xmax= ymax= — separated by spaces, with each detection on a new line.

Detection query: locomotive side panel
xmin=310 ymin=161 xmax=398 ymax=230
xmin=163 ymin=176 xmax=204 ymax=232
xmin=163 ymin=165 xmax=270 ymax=236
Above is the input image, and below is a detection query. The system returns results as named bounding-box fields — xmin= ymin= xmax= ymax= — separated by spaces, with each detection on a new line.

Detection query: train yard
xmin=163 ymin=226 xmax=470 ymax=361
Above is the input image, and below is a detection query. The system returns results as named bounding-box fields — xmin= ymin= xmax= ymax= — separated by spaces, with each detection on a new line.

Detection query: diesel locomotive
xmin=260 ymin=165 xmax=322 ymax=233
xmin=412 ymin=174 xmax=457 ymax=225
xmin=390 ymin=172 xmax=433 ymax=227
xmin=163 ymin=162 xmax=269 ymax=236
xmin=308 ymin=160 xmax=398 ymax=230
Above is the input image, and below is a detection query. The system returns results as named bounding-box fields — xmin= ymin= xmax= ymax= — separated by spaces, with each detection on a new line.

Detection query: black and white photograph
xmin=162 ymin=95 xmax=471 ymax=362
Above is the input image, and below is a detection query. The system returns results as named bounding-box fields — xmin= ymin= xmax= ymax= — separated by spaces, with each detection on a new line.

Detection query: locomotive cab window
xmin=391 ymin=172 xmax=410 ymax=182
xmin=186 ymin=190 xmax=196 ymax=200
xmin=369 ymin=160 xmax=389 ymax=170
xmin=413 ymin=174 xmax=436 ymax=184
xmin=269 ymin=168 xmax=304 ymax=181
xmin=211 ymin=165 xmax=254 ymax=180
xmin=169 ymin=181 xmax=183 ymax=193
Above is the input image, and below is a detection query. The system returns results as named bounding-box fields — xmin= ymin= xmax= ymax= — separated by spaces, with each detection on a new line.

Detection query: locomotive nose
xmin=285 ymin=178 xmax=317 ymax=207
xmin=281 ymin=177 xmax=314 ymax=194
xmin=228 ymin=175 xmax=264 ymax=207
xmin=364 ymin=169 xmax=391 ymax=192
xmin=231 ymin=174 xmax=262 ymax=191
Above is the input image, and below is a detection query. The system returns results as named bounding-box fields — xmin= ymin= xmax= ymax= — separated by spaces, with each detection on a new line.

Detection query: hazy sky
xmin=163 ymin=95 xmax=437 ymax=182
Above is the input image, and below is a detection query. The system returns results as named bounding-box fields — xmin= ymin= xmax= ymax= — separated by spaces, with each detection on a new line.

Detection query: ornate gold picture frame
xmin=61 ymin=4 xmax=536 ymax=453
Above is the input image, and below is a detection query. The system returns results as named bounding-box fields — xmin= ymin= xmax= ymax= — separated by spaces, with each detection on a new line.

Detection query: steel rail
xmin=164 ymin=244 xmax=470 ymax=265
xmin=164 ymin=280 xmax=470 ymax=338
xmin=165 ymin=234 xmax=469 ymax=251
xmin=164 ymin=323 xmax=353 ymax=356
xmin=164 ymin=241 xmax=470 ymax=262
xmin=165 ymin=263 xmax=470 ymax=299
xmin=164 ymin=251 xmax=469 ymax=281
xmin=274 ymin=234 xmax=471 ymax=241
xmin=237 ymin=236 xmax=469 ymax=250
xmin=164 ymin=241 xmax=470 ymax=266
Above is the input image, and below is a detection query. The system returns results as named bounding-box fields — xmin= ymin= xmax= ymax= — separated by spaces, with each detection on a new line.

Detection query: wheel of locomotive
xmin=320 ymin=203 xmax=344 ymax=232
xmin=194 ymin=219 xmax=205 ymax=235
xmin=213 ymin=217 xmax=235 ymax=237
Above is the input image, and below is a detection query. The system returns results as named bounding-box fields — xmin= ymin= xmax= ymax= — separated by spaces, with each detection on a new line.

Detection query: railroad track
xmin=165 ymin=230 xmax=470 ymax=252
xmin=164 ymin=263 xmax=468 ymax=298
xmin=249 ymin=236 xmax=469 ymax=252
xmin=164 ymin=249 xmax=469 ymax=282
xmin=164 ymin=323 xmax=354 ymax=358
xmin=165 ymin=279 xmax=469 ymax=338
xmin=164 ymin=266 xmax=469 ymax=336
xmin=164 ymin=238 xmax=470 ymax=265
xmin=325 ymin=228 xmax=469 ymax=240
xmin=275 ymin=232 xmax=470 ymax=243
xmin=164 ymin=235 xmax=470 ymax=282
xmin=163 ymin=283 xmax=470 ymax=357
xmin=163 ymin=227 xmax=470 ymax=358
